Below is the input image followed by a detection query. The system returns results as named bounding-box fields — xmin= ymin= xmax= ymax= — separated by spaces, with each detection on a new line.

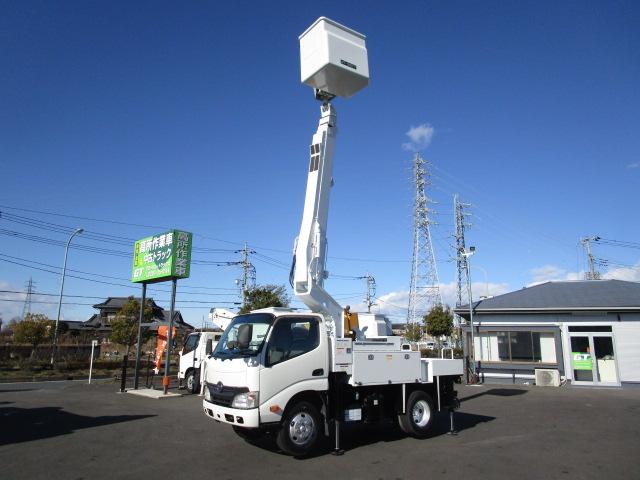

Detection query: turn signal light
xmin=270 ymin=405 xmax=281 ymax=413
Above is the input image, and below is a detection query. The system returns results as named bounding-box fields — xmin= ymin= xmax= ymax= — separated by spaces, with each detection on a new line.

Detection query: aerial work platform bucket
xmin=299 ymin=17 xmax=369 ymax=98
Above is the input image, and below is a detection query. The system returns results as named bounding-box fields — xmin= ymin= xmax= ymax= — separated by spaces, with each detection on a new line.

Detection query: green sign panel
xmin=571 ymin=352 xmax=593 ymax=371
xmin=131 ymin=230 xmax=192 ymax=283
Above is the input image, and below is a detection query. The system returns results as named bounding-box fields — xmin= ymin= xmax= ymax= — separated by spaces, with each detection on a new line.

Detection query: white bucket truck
xmin=178 ymin=331 xmax=222 ymax=393
xmin=202 ymin=17 xmax=462 ymax=456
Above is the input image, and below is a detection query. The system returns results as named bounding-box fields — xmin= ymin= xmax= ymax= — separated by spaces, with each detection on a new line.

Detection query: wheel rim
xmin=288 ymin=411 xmax=315 ymax=446
xmin=412 ymin=399 xmax=431 ymax=427
xmin=187 ymin=375 xmax=194 ymax=390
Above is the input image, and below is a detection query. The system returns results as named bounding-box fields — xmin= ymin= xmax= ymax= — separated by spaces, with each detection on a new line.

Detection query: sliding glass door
xmin=569 ymin=331 xmax=619 ymax=386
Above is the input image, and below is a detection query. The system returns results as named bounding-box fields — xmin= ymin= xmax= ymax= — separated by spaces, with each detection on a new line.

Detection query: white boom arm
xmin=292 ymin=102 xmax=344 ymax=337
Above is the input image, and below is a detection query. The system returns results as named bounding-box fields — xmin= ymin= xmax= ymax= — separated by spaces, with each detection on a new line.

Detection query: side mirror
xmin=236 ymin=324 xmax=253 ymax=350
xmin=205 ymin=339 xmax=213 ymax=355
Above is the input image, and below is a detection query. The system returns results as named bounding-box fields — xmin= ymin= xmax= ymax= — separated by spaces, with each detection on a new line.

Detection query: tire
xmin=398 ymin=390 xmax=435 ymax=438
xmin=185 ymin=369 xmax=199 ymax=394
xmin=233 ymin=425 xmax=264 ymax=444
xmin=276 ymin=401 xmax=321 ymax=456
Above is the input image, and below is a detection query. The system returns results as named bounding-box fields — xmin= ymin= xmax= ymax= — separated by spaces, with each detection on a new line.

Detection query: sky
xmin=1 ymin=1 xmax=639 ymax=327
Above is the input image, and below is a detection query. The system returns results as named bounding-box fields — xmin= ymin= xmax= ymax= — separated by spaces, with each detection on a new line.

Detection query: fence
xmin=0 ymin=344 xmax=101 ymax=361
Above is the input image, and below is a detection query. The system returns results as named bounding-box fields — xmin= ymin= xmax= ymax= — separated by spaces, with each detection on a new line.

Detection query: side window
xmin=182 ymin=334 xmax=200 ymax=355
xmin=266 ymin=318 xmax=319 ymax=366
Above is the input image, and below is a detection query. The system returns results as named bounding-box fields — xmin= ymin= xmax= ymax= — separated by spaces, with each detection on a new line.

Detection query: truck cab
xmin=179 ymin=331 xmax=222 ymax=393
xmin=203 ymin=309 xmax=328 ymax=429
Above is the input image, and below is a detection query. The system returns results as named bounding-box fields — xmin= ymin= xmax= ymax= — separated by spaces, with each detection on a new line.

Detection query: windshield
xmin=212 ymin=313 xmax=274 ymax=359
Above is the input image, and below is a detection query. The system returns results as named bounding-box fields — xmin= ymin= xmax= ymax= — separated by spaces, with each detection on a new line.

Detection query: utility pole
xmin=581 ymin=236 xmax=601 ymax=280
xmin=21 ymin=277 xmax=35 ymax=320
xmin=361 ymin=274 xmax=376 ymax=313
xmin=237 ymin=243 xmax=256 ymax=308
xmin=453 ymin=195 xmax=472 ymax=337
xmin=407 ymin=153 xmax=442 ymax=330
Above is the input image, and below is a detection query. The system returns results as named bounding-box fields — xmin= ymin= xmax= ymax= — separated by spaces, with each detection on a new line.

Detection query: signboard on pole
xmin=131 ymin=230 xmax=193 ymax=283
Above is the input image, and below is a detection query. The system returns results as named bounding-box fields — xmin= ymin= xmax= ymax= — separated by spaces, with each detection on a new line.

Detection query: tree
xmin=13 ymin=313 xmax=54 ymax=359
xmin=239 ymin=284 xmax=290 ymax=314
xmin=109 ymin=296 xmax=153 ymax=357
xmin=403 ymin=322 xmax=424 ymax=342
xmin=424 ymin=304 xmax=454 ymax=346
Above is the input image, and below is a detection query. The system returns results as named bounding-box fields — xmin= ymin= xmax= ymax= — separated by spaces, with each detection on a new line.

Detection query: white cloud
xmin=529 ymin=261 xmax=640 ymax=285
xmin=402 ymin=123 xmax=435 ymax=151
xmin=627 ymin=162 xmax=639 ymax=169
xmin=602 ymin=262 xmax=640 ymax=282
xmin=368 ymin=281 xmax=510 ymax=320
xmin=530 ymin=265 xmax=567 ymax=283
xmin=528 ymin=264 xmax=586 ymax=286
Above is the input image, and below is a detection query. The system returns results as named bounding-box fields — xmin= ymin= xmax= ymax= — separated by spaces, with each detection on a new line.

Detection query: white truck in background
xmin=201 ymin=17 xmax=463 ymax=456
xmin=178 ymin=331 xmax=222 ymax=393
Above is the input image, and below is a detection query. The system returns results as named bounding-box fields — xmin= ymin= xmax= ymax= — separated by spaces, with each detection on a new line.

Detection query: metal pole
xmin=465 ymin=258 xmax=476 ymax=377
xmin=133 ymin=283 xmax=147 ymax=389
xmin=145 ymin=352 xmax=152 ymax=388
xmin=51 ymin=228 xmax=83 ymax=364
xmin=163 ymin=278 xmax=177 ymax=394
xmin=471 ymin=265 xmax=489 ymax=298
xmin=88 ymin=339 xmax=97 ymax=384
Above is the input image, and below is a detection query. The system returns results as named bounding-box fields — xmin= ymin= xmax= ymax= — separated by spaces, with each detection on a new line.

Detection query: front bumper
xmin=202 ymin=399 xmax=260 ymax=428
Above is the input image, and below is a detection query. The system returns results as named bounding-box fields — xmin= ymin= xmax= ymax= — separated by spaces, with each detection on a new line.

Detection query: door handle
xmin=312 ymin=368 xmax=324 ymax=376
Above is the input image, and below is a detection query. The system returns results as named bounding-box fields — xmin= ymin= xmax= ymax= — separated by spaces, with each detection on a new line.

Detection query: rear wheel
xmin=398 ymin=390 xmax=434 ymax=438
xmin=276 ymin=401 xmax=321 ymax=456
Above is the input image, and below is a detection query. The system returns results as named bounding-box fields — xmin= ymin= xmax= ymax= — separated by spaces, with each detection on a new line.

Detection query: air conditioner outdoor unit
xmin=535 ymin=368 xmax=560 ymax=387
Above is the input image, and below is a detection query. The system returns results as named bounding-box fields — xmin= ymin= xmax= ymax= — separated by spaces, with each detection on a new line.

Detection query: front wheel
xmin=276 ymin=401 xmax=321 ymax=456
xmin=185 ymin=370 xmax=199 ymax=394
xmin=398 ymin=390 xmax=435 ymax=438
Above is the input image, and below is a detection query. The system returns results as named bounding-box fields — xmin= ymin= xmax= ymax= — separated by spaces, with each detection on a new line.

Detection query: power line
xmin=0 ymin=289 xmax=240 ymax=304
xmin=0 ymin=253 xmax=237 ymax=292
xmin=594 ymin=237 xmax=640 ymax=250
xmin=0 ymin=299 xmax=238 ymax=309
xmin=0 ymin=255 xmax=239 ymax=297
xmin=1 ymin=205 xmax=411 ymax=266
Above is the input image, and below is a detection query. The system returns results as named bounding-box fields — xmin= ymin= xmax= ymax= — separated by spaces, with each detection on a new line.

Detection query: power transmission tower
xmin=407 ymin=153 xmax=442 ymax=327
xmin=236 ymin=243 xmax=256 ymax=307
xmin=21 ymin=277 xmax=35 ymax=320
xmin=581 ymin=236 xmax=601 ymax=280
xmin=361 ymin=273 xmax=376 ymax=313
xmin=454 ymin=194 xmax=472 ymax=324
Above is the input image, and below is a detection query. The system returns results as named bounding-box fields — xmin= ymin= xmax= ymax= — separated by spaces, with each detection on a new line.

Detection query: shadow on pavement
xmin=0 ymin=406 xmax=155 ymax=446
xmin=461 ymin=388 xmax=528 ymax=403
xmin=0 ymin=389 xmax=37 ymax=393
xmin=238 ymin=410 xmax=496 ymax=459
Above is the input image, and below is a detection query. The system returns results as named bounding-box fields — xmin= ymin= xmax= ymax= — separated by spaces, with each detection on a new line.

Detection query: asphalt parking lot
xmin=1 ymin=380 xmax=639 ymax=480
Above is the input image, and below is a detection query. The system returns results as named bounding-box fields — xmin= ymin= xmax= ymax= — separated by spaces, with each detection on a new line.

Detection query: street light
xmin=461 ymin=246 xmax=477 ymax=378
xmin=471 ymin=265 xmax=490 ymax=299
xmin=51 ymin=228 xmax=84 ymax=364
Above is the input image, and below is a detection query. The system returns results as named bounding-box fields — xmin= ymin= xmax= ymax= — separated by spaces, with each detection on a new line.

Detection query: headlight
xmin=204 ymin=386 xmax=211 ymax=401
xmin=232 ymin=391 xmax=259 ymax=409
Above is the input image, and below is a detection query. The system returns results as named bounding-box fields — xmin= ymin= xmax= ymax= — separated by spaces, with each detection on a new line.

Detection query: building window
xmin=473 ymin=331 xmax=557 ymax=364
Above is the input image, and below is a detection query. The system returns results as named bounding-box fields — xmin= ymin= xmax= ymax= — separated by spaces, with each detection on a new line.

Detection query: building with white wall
xmin=455 ymin=280 xmax=640 ymax=387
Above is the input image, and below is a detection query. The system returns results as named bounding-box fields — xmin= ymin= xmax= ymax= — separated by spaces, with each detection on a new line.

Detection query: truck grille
xmin=206 ymin=383 xmax=249 ymax=407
